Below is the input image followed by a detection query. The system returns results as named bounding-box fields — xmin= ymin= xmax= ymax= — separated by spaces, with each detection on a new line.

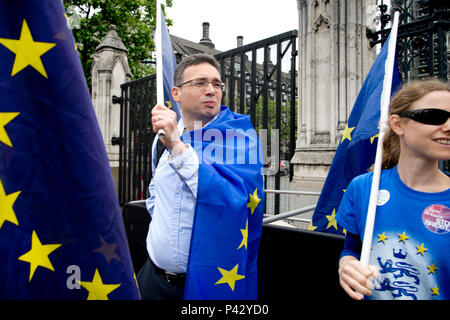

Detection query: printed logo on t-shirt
xmin=422 ymin=204 xmax=450 ymax=234
xmin=370 ymin=230 xmax=441 ymax=300
xmin=377 ymin=190 xmax=390 ymax=206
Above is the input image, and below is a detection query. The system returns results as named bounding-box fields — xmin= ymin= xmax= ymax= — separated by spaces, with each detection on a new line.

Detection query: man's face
xmin=172 ymin=62 xmax=222 ymax=125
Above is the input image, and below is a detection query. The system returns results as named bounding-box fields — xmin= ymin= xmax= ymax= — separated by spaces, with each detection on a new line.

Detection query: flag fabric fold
xmin=310 ymin=34 xmax=402 ymax=235
xmin=160 ymin=10 xmax=181 ymax=118
xmin=0 ymin=0 xmax=139 ymax=299
xmin=182 ymin=106 xmax=265 ymax=300
xmin=152 ymin=10 xmax=181 ymax=169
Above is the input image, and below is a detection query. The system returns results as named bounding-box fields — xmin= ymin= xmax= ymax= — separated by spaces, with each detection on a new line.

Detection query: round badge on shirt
xmin=376 ymin=189 xmax=390 ymax=206
xmin=422 ymin=204 xmax=450 ymax=234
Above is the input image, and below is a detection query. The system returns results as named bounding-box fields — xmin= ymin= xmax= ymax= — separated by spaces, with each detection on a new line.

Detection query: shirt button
xmin=171 ymin=242 xmax=175 ymax=247
xmin=177 ymin=164 xmax=182 ymax=170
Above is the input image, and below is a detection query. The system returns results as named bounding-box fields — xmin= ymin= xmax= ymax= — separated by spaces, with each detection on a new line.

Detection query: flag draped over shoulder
xmin=160 ymin=11 xmax=181 ymax=118
xmin=310 ymin=34 xmax=401 ymax=235
xmin=0 ymin=0 xmax=139 ymax=299
xmin=182 ymin=106 xmax=265 ymax=300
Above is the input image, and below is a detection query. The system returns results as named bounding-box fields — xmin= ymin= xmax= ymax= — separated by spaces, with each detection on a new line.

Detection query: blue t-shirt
xmin=336 ymin=166 xmax=450 ymax=300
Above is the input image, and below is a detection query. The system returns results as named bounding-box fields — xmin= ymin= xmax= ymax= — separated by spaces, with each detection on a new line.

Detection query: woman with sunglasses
xmin=336 ymin=79 xmax=450 ymax=300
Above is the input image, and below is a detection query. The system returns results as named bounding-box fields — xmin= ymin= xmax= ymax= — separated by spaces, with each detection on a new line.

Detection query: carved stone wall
xmin=292 ymin=0 xmax=377 ymax=181
xmin=91 ymin=25 xmax=131 ymax=168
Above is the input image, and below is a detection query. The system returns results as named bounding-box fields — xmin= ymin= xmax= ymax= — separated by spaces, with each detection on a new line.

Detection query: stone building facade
xmin=292 ymin=0 xmax=377 ymax=182
xmin=91 ymin=25 xmax=131 ymax=170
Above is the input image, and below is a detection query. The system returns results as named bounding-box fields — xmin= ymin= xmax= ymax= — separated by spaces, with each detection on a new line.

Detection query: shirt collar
xmin=178 ymin=113 xmax=220 ymax=134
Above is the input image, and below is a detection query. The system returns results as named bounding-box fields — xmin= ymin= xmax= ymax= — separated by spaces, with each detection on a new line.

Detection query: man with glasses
xmin=137 ymin=54 xmax=264 ymax=300
xmin=152 ymin=54 xmax=225 ymax=152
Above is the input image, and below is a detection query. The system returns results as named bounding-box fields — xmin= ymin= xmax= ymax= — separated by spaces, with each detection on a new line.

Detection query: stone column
xmin=91 ymin=25 xmax=131 ymax=169
xmin=292 ymin=0 xmax=377 ymax=182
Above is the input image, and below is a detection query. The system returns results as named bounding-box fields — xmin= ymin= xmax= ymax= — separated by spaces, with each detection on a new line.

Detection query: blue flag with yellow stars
xmin=160 ymin=10 xmax=181 ymax=118
xmin=182 ymin=106 xmax=265 ymax=299
xmin=0 ymin=0 xmax=139 ymax=299
xmin=309 ymin=34 xmax=401 ymax=235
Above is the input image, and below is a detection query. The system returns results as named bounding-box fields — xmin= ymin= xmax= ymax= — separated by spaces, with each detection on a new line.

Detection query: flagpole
xmin=360 ymin=11 xmax=400 ymax=268
xmin=155 ymin=0 xmax=165 ymax=137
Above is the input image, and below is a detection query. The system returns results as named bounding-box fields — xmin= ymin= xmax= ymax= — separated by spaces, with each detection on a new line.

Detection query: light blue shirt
xmin=145 ymin=118 xmax=199 ymax=273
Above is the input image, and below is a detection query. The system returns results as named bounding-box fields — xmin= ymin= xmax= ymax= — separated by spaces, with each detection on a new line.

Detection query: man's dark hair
xmin=174 ymin=54 xmax=221 ymax=86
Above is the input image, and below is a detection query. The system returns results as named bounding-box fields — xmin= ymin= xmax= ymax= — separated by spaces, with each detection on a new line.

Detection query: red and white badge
xmin=422 ymin=204 xmax=450 ymax=234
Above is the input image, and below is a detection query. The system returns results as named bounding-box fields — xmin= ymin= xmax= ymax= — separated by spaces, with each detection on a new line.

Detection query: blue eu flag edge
xmin=0 ymin=1 xmax=139 ymax=299
xmin=160 ymin=11 xmax=181 ymax=119
xmin=310 ymin=34 xmax=402 ymax=235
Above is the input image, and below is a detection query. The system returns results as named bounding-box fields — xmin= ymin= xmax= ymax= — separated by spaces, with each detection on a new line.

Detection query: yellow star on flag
xmin=431 ymin=285 xmax=439 ymax=296
xmin=0 ymin=19 xmax=56 ymax=78
xmin=0 ymin=178 xmax=21 ymax=230
xmin=370 ymin=133 xmax=379 ymax=144
xmin=165 ymin=100 xmax=173 ymax=109
xmin=0 ymin=112 xmax=20 ymax=147
xmin=215 ymin=263 xmax=245 ymax=291
xmin=18 ymin=230 xmax=61 ymax=282
xmin=133 ymin=273 xmax=140 ymax=292
xmin=237 ymin=219 xmax=248 ymax=250
xmin=416 ymin=243 xmax=428 ymax=256
xmin=247 ymin=188 xmax=261 ymax=215
xmin=427 ymin=263 xmax=438 ymax=275
xmin=377 ymin=232 xmax=388 ymax=244
xmin=397 ymin=232 xmax=409 ymax=244
xmin=307 ymin=220 xmax=317 ymax=231
xmin=341 ymin=123 xmax=355 ymax=143
xmin=326 ymin=209 xmax=338 ymax=230
xmin=78 ymin=268 xmax=121 ymax=300
xmin=63 ymin=13 xmax=78 ymax=51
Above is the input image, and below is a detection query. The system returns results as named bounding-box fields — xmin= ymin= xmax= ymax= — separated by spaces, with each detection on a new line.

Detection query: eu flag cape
xmin=182 ymin=106 xmax=265 ymax=299
xmin=310 ymin=35 xmax=401 ymax=235
xmin=0 ymin=0 xmax=139 ymax=299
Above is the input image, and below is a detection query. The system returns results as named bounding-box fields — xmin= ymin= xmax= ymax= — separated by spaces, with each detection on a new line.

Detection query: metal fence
xmin=115 ymin=75 xmax=157 ymax=206
xmin=215 ymin=30 xmax=298 ymax=215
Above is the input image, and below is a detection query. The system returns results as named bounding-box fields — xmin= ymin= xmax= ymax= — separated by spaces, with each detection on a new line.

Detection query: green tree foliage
xmin=63 ymin=0 xmax=173 ymax=88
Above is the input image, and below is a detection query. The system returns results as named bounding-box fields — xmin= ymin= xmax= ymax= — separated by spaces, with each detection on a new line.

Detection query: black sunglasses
xmin=397 ymin=108 xmax=450 ymax=125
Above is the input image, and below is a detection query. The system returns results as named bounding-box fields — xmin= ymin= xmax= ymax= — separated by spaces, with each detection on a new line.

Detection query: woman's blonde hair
xmin=381 ymin=78 xmax=450 ymax=169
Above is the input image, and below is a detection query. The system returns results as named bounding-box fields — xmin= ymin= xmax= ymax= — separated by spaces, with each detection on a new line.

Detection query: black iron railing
xmin=215 ymin=30 xmax=298 ymax=215
xmin=116 ymin=75 xmax=157 ymax=205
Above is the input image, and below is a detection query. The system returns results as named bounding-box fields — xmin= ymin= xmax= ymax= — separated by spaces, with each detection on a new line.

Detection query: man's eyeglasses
xmin=397 ymin=108 xmax=450 ymax=125
xmin=177 ymin=78 xmax=225 ymax=92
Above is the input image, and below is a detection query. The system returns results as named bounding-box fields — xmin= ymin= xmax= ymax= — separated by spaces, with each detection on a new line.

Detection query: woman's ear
xmin=389 ymin=114 xmax=404 ymax=136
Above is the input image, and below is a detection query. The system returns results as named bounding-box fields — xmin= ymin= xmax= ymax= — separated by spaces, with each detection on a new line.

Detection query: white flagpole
xmin=155 ymin=0 xmax=165 ymax=137
xmin=360 ymin=11 xmax=400 ymax=268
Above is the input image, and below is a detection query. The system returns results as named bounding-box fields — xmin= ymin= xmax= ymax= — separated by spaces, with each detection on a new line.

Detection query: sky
xmin=165 ymin=0 xmax=299 ymax=52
